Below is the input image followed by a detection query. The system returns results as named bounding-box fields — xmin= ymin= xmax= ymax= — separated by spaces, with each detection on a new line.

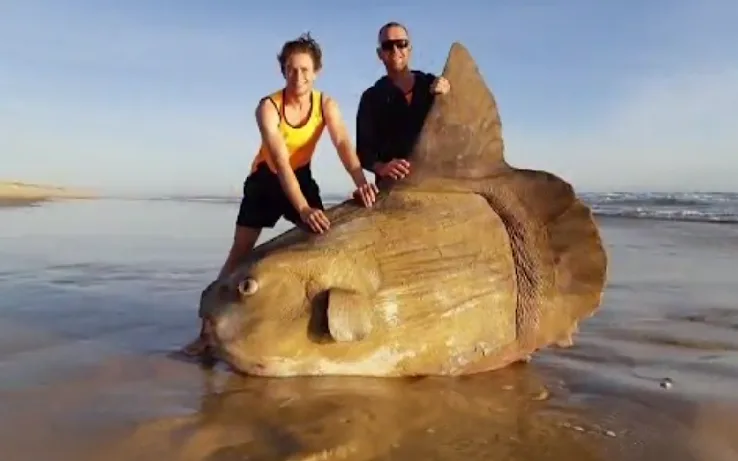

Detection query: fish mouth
xmin=235 ymin=363 xmax=270 ymax=377
xmin=204 ymin=333 xmax=270 ymax=376
xmin=206 ymin=307 xmax=243 ymax=345
xmin=217 ymin=352 xmax=270 ymax=377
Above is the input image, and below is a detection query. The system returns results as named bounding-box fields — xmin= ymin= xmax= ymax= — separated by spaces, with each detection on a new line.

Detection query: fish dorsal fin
xmin=403 ymin=42 xmax=509 ymax=184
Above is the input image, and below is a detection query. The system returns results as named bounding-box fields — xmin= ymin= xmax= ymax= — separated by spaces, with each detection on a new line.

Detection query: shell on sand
xmin=198 ymin=42 xmax=608 ymax=378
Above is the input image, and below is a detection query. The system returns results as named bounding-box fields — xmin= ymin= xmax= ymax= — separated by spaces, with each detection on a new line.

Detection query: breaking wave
xmin=581 ymin=192 xmax=738 ymax=224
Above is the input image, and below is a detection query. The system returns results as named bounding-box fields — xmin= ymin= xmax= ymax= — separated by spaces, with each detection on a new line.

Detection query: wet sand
xmin=1 ymin=200 xmax=737 ymax=460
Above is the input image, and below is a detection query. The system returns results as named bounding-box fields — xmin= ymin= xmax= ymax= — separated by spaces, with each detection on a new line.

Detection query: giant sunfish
xmin=197 ymin=42 xmax=608 ymax=378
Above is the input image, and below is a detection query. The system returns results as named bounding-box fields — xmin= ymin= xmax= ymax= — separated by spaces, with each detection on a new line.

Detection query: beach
xmin=1 ymin=194 xmax=737 ymax=461
xmin=0 ymin=181 xmax=95 ymax=207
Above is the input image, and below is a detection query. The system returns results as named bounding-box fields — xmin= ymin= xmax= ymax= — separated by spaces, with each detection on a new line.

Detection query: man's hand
xmin=352 ymin=182 xmax=379 ymax=208
xmin=299 ymin=207 xmax=331 ymax=234
xmin=376 ymin=159 xmax=411 ymax=180
xmin=430 ymin=76 xmax=451 ymax=95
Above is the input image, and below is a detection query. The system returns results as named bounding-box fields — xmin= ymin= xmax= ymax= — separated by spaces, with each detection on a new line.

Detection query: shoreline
xmin=0 ymin=181 xmax=96 ymax=206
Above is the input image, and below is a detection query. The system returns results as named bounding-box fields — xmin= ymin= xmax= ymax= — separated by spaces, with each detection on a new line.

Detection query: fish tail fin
xmin=477 ymin=169 xmax=608 ymax=352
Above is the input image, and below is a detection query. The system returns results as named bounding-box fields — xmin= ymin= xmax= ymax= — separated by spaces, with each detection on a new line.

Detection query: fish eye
xmin=237 ymin=277 xmax=259 ymax=297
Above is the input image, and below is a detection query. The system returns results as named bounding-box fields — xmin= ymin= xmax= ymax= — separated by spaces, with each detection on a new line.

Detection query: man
xmin=183 ymin=33 xmax=379 ymax=357
xmin=356 ymin=22 xmax=451 ymax=185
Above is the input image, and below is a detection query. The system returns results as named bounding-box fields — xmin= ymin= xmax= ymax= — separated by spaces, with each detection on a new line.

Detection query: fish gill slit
xmin=478 ymin=191 xmax=545 ymax=352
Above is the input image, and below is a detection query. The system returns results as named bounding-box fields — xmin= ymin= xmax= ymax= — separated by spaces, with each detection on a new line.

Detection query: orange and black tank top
xmin=251 ymin=88 xmax=326 ymax=174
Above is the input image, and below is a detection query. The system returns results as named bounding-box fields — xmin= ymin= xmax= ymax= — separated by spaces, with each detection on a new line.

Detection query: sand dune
xmin=0 ymin=180 xmax=96 ymax=205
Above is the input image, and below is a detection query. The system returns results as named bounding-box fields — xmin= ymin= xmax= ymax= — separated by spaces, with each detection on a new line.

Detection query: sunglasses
xmin=379 ymin=39 xmax=410 ymax=52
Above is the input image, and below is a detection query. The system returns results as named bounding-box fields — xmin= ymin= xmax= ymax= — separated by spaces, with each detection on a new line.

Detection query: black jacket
xmin=355 ymin=70 xmax=437 ymax=173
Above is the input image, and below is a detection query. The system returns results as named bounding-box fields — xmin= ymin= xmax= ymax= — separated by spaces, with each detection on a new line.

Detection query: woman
xmin=183 ymin=33 xmax=378 ymax=357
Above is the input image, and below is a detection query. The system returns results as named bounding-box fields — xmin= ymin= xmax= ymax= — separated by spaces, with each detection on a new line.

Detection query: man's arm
xmin=322 ymin=95 xmax=370 ymax=188
xmin=355 ymin=90 xmax=383 ymax=174
xmin=254 ymin=98 xmax=311 ymax=214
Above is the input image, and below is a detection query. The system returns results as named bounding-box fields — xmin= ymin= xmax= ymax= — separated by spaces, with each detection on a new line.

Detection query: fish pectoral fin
xmin=326 ymin=288 xmax=373 ymax=342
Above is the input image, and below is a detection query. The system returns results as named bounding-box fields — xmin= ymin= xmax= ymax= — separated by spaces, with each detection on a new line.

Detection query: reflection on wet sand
xmin=2 ymin=346 xmax=736 ymax=461
xmin=109 ymin=362 xmax=577 ymax=461
xmin=105 ymin=361 xmax=738 ymax=461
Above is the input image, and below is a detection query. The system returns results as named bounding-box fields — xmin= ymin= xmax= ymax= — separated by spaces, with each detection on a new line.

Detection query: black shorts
xmin=235 ymin=163 xmax=324 ymax=229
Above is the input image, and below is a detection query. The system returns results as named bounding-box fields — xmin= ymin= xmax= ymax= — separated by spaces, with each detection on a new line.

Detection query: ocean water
xmin=582 ymin=191 xmax=738 ymax=223
xmin=1 ymin=192 xmax=738 ymax=461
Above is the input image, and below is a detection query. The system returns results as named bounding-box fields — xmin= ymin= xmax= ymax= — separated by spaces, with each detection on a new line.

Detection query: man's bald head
xmin=375 ymin=21 xmax=412 ymax=74
xmin=377 ymin=21 xmax=409 ymax=45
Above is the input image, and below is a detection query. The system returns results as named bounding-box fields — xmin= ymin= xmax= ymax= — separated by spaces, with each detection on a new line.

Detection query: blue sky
xmin=2 ymin=1 xmax=737 ymax=196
